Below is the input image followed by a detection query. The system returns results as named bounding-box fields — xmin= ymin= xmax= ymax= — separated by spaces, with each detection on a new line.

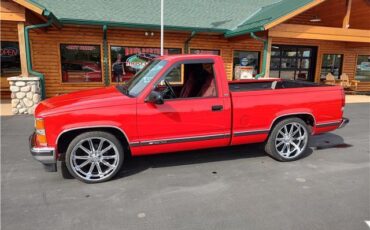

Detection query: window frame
xmin=355 ymin=54 xmax=370 ymax=82
xmin=320 ymin=53 xmax=344 ymax=80
xmin=108 ymin=45 xmax=183 ymax=84
xmin=269 ymin=45 xmax=317 ymax=81
xmin=1 ymin=40 xmax=22 ymax=78
xmin=150 ymin=59 xmax=219 ymax=101
xmin=59 ymin=42 xmax=104 ymax=85
xmin=232 ymin=50 xmax=261 ymax=80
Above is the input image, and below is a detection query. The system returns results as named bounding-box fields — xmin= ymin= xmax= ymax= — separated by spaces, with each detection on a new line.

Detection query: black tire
xmin=65 ymin=131 xmax=124 ymax=183
xmin=265 ymin=117 xmax=311 ymax=162
xmin=60 ymin=161 xmax=74 ymax=179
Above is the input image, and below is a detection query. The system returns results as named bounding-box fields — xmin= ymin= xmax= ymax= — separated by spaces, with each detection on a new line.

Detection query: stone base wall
xmin=7 ymin=77 xmax=41 ymax=115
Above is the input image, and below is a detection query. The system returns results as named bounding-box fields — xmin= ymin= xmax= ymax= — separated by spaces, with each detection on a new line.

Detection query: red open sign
xmin=0 ymin=47 xmax=18 ymax=57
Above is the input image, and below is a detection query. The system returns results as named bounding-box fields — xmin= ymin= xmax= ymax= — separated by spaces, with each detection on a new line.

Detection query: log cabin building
xmin=1 ymin=0 xmax=369 ymax=104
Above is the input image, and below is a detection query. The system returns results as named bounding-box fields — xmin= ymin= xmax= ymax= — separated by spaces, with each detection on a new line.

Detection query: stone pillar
xmin=7 ymin=77 xmax=41 ymax=115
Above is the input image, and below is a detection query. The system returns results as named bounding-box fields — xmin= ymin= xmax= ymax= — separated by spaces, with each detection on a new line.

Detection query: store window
xmin=270 ymin=45 xmax=316 ymax=81
xmin=60 ymin=44 xmax=102 ymax=83
xmin=320 ymin=54 xmax=343 ymax=80
xmin=110 ymin=46 xmax=181 ymax=83
xmin=355 ymin=55 xmax=370 ymax=82
xmin=233 ymin=51 xmax=260 ymax=80
xmin=1 ymin=41 xmax=21 ymax=77
xmin=190 ymin=49 xmax=220 ymax=55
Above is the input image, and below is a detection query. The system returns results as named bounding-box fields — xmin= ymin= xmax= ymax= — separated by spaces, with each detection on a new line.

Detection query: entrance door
xmin=270 ymin=45 xmax=317 ymax=82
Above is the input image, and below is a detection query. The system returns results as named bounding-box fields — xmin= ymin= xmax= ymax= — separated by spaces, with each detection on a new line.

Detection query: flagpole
xmin=160 ymin=0 xmax=164 ymax=56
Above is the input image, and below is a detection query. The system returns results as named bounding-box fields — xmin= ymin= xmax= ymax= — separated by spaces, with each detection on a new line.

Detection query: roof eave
xmin=12 ymin=0 xmax=44 ymax=15
xmin=13 ymin=0 xmax=62 ymax=28
xmin=59 ymin=18 xmax=229 ymax=33
xmin=224 ymin=26 xmax=265 ymax=38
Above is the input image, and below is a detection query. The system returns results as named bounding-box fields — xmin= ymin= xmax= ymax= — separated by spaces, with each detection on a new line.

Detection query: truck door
xmin=135 ymin=60 xmax=231 ymax=155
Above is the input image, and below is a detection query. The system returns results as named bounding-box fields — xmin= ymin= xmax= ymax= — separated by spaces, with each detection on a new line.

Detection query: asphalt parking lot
xmin=1 ymin=103 xmax=370 ymax=230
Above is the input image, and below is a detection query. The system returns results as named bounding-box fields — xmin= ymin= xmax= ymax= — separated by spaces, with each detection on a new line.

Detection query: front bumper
xmin=338 ymin=117 xmax=350 ymax=129
xmin=29 ymin=133 xmax=57 ymax=172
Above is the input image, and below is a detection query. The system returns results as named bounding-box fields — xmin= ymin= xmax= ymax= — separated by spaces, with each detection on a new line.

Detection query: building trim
xmin=13 ymin=0 xmax=44 ymax=15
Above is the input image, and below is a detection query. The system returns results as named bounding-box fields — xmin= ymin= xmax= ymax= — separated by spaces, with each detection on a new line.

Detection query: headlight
xmin=35 ymin=118 xmax=47 ymax=146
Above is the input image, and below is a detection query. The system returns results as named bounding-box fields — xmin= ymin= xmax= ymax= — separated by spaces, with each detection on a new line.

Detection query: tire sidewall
xmin=267 ymin=118 xmax=311 ymax=161
xmin=65 ymin=131 xmax=124 ymax=183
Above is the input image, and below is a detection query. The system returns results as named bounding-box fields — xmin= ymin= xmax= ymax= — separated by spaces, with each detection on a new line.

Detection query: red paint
xmin=34 ymin=55 xmax=345 ymax=159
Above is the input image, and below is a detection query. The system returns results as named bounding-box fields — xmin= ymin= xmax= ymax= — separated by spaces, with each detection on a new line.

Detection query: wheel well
xmin=57 ymin=127 xmax=131 ymax=161
xmin=270 ymin=114 xmax=315 ymax=131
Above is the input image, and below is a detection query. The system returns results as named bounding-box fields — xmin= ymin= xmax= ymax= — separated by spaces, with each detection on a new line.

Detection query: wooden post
xmin=342 ymin=0 xmax=352 ymax=28
xmin=265 ymin=37 xmax=272 ymax=78
xmin=17 ymin=22 xmax=28 ymax=77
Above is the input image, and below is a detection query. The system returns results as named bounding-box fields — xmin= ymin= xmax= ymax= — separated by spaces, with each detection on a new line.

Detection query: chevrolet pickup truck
xmin=30 ymin=54 xmax=349 ymax=183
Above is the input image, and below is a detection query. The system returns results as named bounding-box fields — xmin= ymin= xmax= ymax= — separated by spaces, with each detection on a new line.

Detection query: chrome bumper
xmin=29 ymin=133 xmax=57 ymax=172
xmin=338 ymin=117 xmax=350 ymax=129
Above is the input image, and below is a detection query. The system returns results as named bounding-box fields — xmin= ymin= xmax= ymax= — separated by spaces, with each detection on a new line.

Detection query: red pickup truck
xmin=30 ymin=55 xmax=349 ymax=183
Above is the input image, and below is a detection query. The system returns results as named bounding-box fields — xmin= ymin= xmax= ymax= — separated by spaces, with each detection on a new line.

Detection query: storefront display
xmin=60 ymin=44 xmax=102 ymax=83
xmin=320 ymin=54 xmax=343 ymax=80
xmin=355 ymin=55 xmax=370 ymax=82
xmin=233 ymin=51 xmax=260 ymax=80
xmin=1 ymin=41 xmax=21 ymax=77
xmin=110 ymin=46 xmax=181 ymax=82
xmin=270 ymin=45 xmax=316 ymax=81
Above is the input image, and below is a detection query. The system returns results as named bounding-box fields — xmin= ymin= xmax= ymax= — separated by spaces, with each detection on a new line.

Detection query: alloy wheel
xmin=274 ymin=122 xmax=308 ymax=159
xmin=70 ymin=137 xmax=120 ymax=182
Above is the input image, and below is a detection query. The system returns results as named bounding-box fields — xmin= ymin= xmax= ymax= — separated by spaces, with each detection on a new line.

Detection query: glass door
xmin=270 ymin=45 xmax=317 ymax=82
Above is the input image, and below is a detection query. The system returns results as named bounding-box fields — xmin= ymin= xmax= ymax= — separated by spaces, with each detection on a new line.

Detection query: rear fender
xmin=269 ymin=111 xmax=316 ymax=133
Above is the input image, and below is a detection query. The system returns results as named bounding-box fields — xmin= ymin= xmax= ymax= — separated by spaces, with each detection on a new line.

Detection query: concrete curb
xmin=345 ymin=95 xmax=370 ymax=104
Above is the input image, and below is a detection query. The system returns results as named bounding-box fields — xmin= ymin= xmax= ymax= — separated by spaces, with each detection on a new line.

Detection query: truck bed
xmin=228 ymin=79 xmax=344 ymax=146
xmin=229 ymin=79 xmax=326 ymax=92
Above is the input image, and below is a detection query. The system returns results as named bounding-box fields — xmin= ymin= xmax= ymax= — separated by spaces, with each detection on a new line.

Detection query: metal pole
xmin=160 ymin=0 xmax=164 ymax=56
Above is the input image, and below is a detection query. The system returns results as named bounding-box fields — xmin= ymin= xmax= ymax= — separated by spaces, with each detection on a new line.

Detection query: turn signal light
xmin=36 ymin=134 xmax=47 ymax=146
xmin=35 ymin=118 xmax=47 ymax=146
xmin=35 ymin=119 xmax=45 ymax=130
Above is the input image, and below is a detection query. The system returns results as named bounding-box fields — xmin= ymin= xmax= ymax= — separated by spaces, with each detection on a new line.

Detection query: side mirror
xmin=146 ymin=91 xmax=164 ymax=104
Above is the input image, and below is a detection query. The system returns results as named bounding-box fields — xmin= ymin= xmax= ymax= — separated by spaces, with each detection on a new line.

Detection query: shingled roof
xmin=27 ymin=0 xmax=321 ymax=36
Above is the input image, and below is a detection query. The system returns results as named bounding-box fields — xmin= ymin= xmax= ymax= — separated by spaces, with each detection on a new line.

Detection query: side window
xmin=165 ymin=65 xmax=182 ymax=84
xmin=154 ymin=62 xmax=217 ymax=99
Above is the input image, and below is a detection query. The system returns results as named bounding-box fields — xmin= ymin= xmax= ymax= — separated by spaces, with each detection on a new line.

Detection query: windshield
xmin=121 ymin=60 xmax=167 ymax=97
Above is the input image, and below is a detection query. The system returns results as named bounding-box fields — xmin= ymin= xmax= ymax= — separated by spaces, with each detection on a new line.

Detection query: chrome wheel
xmin=275 ymin=122 xmax=308 ymax=159
xmin=70 ymin=137 xmax=120 ymax=182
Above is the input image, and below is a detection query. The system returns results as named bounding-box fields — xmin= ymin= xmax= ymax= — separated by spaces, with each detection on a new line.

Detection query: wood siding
xmin=2 ymin=24 xmax=367 ymax=97
xmin=29 ymin=26 xmax=264 ymax=97
xmin=0 ymin=0 xmax=25 ymax=22
xmin=286 ymin=0 xmax=370 ymax=30
xmin=0 ymin=20 xmax=18 ymax=42
xmin=269 ymin=24 xmax=370 ymax=43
